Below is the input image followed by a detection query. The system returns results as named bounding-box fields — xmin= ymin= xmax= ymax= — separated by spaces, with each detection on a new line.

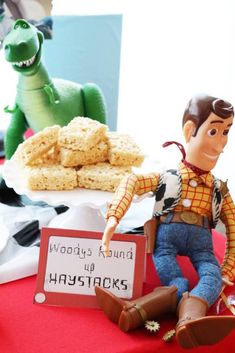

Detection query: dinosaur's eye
xmin=22 ymin=23 xmax=29 ymax=29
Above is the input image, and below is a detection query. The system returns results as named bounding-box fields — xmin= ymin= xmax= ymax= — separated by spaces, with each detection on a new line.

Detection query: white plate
xmin=2 ymin=158 xmax=114 ymax=209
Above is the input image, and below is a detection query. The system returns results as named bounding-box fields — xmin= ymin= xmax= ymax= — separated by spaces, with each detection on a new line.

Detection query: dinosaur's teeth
xmin=14 ymin=54 xmax=36 ymax=67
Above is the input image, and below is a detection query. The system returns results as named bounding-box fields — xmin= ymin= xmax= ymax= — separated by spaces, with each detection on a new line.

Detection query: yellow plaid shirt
xmin=106 ymin=162 xmax=235 ymax=282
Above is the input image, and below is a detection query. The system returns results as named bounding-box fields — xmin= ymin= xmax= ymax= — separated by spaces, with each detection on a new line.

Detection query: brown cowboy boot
xmin=176 ymin=292 xmax=235 ymax=349
xmin=95 ymin=285 xmax=178 ymax=332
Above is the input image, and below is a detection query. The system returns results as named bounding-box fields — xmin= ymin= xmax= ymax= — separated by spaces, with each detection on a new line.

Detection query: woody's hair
xmin=182 ymin=94 xmax=234 ymax=136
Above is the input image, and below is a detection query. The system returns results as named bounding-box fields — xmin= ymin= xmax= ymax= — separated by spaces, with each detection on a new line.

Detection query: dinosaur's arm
xmin=82 ymin=83 xmax=107 ymax=125
xmin=4 ymin=106 xmax=28 ymax=159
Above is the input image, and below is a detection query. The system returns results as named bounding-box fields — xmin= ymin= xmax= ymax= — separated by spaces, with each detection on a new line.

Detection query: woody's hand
xmin=222 ymin=275 xmax=234 ymax=286
xmin=102 ymin=216 xmax=118 ymax=257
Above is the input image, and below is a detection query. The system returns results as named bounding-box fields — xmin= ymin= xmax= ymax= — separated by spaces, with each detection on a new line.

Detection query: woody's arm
xmin=102 ymin=172 xmax=160 ymax=256
xmin=220 ymin=193 xmax=235 ymax=285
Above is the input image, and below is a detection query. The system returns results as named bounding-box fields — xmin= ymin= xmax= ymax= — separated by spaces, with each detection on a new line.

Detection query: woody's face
xmin=185 ymin=112 xmax=233 ymax=171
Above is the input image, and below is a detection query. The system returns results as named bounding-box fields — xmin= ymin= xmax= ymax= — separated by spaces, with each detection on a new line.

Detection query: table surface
xmin=0 ymin=237 xmax=234 ymax=353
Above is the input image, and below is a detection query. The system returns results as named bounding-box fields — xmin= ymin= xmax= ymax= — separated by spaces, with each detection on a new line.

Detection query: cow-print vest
xmin=152 ymin=169 xmax=225 ymax=228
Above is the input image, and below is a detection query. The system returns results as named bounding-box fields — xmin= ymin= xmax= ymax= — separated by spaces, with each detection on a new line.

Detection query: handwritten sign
xmin=34 ymin=227 xmax=146 ymax=308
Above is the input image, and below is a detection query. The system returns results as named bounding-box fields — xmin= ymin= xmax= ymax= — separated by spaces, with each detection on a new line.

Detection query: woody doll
xmin=95 ymin=94 xmax=235 ymax=348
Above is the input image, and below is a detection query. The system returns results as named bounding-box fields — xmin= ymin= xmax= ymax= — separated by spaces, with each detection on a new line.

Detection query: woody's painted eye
xmin=223 ymin=129 xmax=230 ymax=136
xmin=207 ymin=128 xmax=218 ymax=137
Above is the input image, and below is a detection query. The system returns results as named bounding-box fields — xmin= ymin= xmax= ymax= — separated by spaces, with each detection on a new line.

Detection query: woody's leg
xmin=175 ymin=227 xmax=233 ymax=349
xmin=189 ymin=228 xmax=222 ymax=305
xmin=153 ymin=223 xmax=189 ymax=300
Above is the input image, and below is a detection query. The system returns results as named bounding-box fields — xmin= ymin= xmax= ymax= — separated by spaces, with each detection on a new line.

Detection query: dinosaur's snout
xmin=4 ymin=36 xmax=40 ymax=64
xmin=4 ymin=42 xmax=27 ymax=60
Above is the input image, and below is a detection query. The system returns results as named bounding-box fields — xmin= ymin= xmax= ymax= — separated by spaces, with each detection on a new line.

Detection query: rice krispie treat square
xmin=29 ymin=145 xmax=61 ymax=166
xmin=107 ymin=132 xmax=144 ymax=167
xmin=14 ymin=125 xmax=60 ymax=166
xmin=60 ymin=141 xmax=108 ymax=167
xmin=26 ymin=164 xmax=78 ymax=190
xmin=58 ymin=116 xmax=107 ymax=151
xmin=77 ymin=162 xmax=132 ymax=192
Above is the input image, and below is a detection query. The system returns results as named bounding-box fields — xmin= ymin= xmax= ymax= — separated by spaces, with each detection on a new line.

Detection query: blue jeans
xmin=153 ymin=220 xmax=222 ymax=306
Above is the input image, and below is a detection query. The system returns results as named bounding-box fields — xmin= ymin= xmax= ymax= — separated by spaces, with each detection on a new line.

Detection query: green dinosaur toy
xmin=3 ymin=19 xmax=108 ymax=159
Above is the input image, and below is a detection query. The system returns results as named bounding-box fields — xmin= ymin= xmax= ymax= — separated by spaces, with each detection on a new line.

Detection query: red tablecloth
xmin=0 ymin=230 xmax=234 ymax=353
